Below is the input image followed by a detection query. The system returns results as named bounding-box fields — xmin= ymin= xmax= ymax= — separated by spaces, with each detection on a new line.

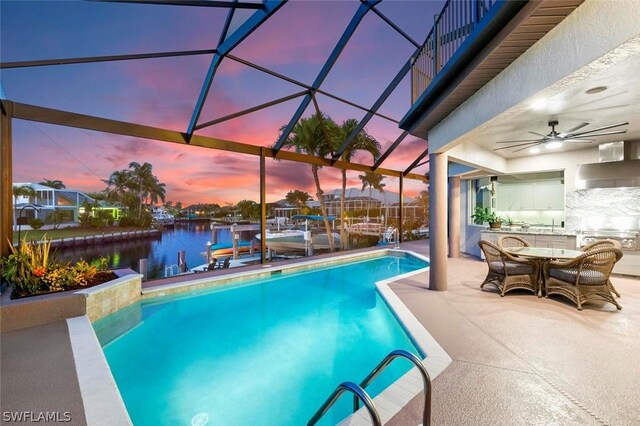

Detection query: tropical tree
xmin=12 ymin=185 xmax=37 ymax=227
xmin=127 ymin=162 xmax=166 ymax=220
xmin=46 ymin=210 xmax=70 ymax=230
xmin=337 ymin=119 xmax=381 ymax=250
xmin=236 ymin=200 xmax=260 ymax=220
xmin=359 ymin=172 xmax=386 ymax=220
xmin=285 ymin=190 xmax=312 ymax=209
xmin=38 ymin=179 xmax=65 ymax=189
xmin=102 ymin=162 xmax=166 ymax=226
xmin=279 ymin=114 xmax=339 ymax=252
xmin=103 ymin=170 xmax=131 ymax=205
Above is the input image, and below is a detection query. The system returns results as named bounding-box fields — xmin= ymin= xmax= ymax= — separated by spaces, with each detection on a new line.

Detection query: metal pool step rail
xmin=308 ymin=349 xmax=432 ymax=426
xmin=308 ymin=382 xmax=381 ymax=426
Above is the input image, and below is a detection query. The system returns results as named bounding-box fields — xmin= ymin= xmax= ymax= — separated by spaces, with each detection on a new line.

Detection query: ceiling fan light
xmin=546 ymin=141 xmax=562 ymax=150
xmin=529 ymin=147 xmax=540 ymax=154
xmin=530 ymin=99 xmax=547 ymax=111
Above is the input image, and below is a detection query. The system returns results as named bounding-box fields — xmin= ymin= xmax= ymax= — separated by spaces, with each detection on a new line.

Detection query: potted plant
xmin=505 ymin=215 xmax=519 ymax=231
xmin=471 ymin=207 xmax=504 ymax=229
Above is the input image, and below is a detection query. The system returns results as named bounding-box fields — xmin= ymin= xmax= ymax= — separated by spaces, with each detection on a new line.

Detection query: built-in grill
xmin=578 ymin=230 xmax=640 ymax=251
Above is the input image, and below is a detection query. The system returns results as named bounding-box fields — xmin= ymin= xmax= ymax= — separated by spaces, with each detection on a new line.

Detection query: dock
xmin=17 ymin=229 xmax=161 ymax=249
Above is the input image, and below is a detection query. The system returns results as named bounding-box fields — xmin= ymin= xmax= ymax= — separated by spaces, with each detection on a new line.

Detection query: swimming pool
xmin=94 ymin=252 xmax=429 ymax=425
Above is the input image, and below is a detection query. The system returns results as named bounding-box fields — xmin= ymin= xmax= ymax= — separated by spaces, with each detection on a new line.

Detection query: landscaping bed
xmin=2 ymin=237 xmax=117 ymax=300
xmin=10 ymin=271 xmax=118 ymax=299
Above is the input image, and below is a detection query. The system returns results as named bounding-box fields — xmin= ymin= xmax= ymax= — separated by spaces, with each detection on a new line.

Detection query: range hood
xmin=576 ymin=141 xmax=640 ymax=189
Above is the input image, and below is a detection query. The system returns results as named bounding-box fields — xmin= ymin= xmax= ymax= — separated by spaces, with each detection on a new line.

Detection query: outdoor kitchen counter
xmin=480 ymin=230 xmax=578 ymax=252
xmin=480 ymin=228 xmax=576 ymax=237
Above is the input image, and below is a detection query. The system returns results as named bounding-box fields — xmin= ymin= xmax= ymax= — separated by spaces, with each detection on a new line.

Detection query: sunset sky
xmin=1 ymin=0 xmax=440 ymax=205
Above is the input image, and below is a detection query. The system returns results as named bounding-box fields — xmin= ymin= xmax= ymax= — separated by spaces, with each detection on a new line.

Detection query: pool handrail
xmin=307 ymin=381 xmax=381 ymax=426
xmin=355 ymin=349 xmax=432 ymax=426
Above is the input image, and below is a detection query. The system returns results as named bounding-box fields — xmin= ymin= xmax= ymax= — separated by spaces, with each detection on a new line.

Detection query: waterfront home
xmin=12 ymin=182 xmax=95 ymax=226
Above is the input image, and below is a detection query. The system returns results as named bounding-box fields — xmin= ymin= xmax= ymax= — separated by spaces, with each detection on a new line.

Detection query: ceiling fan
xmin=493 ymin=120 xmax=629 ymax=153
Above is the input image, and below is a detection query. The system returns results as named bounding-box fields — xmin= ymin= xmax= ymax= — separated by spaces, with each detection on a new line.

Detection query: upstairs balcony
xmin=411 ymin=0 xmax=498 ymax=103
xmin=404 ymin=0 xmax=584 ymax=138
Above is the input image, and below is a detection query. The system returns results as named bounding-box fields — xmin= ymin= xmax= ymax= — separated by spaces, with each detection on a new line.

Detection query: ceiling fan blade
xmin=563 ymin=138 xmax=595 ymax=143
xmin=513 ymin=143 xmax=542 ymax=153
xmin=571 ymin=104 xmax=629 ymax=114
xmin=528 ymin=131 xmax=548 ymax=138
xmin=571 ymin=121 xmax=629 ymax=136
xmin=571 ymin=130 xmax=627 ymax=138
xmin=558 ymin=122 xmax=589 ymax=137
xmin=494 ymin=142 xmax=540 ymax=151
xmin=495 ymin=139 xmax=542 ymax=143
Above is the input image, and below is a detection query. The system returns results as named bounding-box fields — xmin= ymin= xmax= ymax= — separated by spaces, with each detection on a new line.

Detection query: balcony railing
xmin=411 ymin=0 xmax=497 ymax=103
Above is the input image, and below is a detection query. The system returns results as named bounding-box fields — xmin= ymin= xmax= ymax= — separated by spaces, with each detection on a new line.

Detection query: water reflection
xmin=57 ymin=223 xmax=256 ymax=280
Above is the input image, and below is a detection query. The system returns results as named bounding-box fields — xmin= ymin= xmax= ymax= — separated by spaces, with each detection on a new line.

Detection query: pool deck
xmin=1 ymin=240 xmax=639 ymax=425
xmin=0 ymin=320 xmax=87 ymax=425
xmin=389 ymin=240 xmax=640 ymax=426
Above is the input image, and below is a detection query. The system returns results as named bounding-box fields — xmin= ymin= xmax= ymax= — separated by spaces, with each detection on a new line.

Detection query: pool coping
xmin=73 ymin=248 xmax=450 ymax=425
xmin=141 ymin=247 xmax=391 ymax=299
xmin=340 ymin=250 xmax=452 ymax=425
xmin=67 ymin=315 xmax=132 ymax=425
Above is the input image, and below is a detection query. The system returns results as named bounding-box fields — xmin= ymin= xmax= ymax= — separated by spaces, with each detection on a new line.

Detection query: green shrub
xmin=118 ymin=211 xmax=152 ymax=228
xmin=45 ymin=210 xmax=73 ymax=229
xmin=28 ymin=218 xmax=44 ymax=230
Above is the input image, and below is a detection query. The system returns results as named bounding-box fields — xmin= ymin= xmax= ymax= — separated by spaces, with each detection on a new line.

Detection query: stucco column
xmin=1 ymin=102 xmax=13 ymax=258
xmin=448 ymin=176 xmax=461 ymax=258
xmin=429 ymin=152 xmax=448 ymax=291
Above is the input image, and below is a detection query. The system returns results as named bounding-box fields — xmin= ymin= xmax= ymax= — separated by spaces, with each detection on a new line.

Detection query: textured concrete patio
xmin=389 ymin=240 xmax=640 ymax=426
xmin=0 ymin=320 xmax=87 ymax=425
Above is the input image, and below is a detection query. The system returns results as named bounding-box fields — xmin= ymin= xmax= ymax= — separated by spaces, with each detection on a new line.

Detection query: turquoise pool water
xmin=94 ymin=253 xmax=428 ymax=425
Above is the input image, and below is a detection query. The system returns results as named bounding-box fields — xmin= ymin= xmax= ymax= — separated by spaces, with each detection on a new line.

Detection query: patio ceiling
xmin=0 ymin=0 xmax=442 ymax=180
xmin=461 ymin=48 xmax=640 ymax=159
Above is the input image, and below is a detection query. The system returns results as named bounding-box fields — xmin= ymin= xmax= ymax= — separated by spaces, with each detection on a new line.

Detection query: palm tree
xmin=359 ymin=172 xmax=386 ymax=220
xmin=38 ymin=179 xmax=65 ymax=189
xmin=279 ymin=114 xmax=339 ymax=252
xmin=285 ymin=190 xmax=312 ymax=210
xmin=12 ymin=185 xmax=37 ymax=228
xmin=103 ymin=169 xmax=131 ymax=206
xmin=126 ymin=162 xmax=166 ymax=219
xmin=337 ymin=119 xmax=381 ymax=250
xmin=128 ymin=162 xmax=151 ymax=219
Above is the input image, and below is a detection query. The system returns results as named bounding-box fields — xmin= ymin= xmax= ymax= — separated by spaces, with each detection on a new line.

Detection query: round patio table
xmin=505 ymin=247 xmax=583 ymax=296
xmin=505 ymin=246 xmax=582 ymax=259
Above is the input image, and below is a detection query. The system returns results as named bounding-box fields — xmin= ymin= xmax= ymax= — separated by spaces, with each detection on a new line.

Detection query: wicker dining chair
xmin=497 ymin=235 xmax=531 ymax=249
xmin=478 ymin=240 xmax=539 ymax=296
xmin=580 ymin=239 xmax=622 ymax=297
xmin=544 ymin=247 xmax=623 ymax=310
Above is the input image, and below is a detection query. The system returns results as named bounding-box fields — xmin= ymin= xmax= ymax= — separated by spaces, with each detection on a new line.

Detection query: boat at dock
xmin=210 ymin=241 xmax=260 ymax=257
xmin=152 ymin=212 xmax=175 ymax=226
xmin=255 ymin=215 xmax=341 ymax=253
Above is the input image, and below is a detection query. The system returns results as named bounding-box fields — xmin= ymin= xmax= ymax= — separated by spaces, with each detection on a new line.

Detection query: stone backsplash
xmin=565 ymin=187 xmax=640 ymax=231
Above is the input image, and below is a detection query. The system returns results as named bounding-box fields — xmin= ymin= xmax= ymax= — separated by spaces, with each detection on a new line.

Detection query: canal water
xmin=57 ymin=223 xmax=257 ymax=280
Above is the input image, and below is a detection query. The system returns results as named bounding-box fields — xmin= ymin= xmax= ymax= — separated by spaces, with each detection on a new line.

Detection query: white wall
xmin=506 ymin=146 xmax=597 ymax=192
xmin=429 ymin=0 xmax=640 ymax=152
xmin=459 ymin=180 xmax=483 ymax=258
